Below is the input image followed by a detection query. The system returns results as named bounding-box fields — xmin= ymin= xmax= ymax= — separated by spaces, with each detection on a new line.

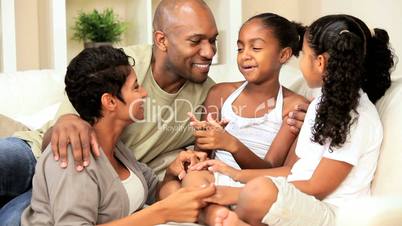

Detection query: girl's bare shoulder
xmin=206 ymin=81 xmax=244 ymax=103
xmin=282 ymin=87 xmax=309 ymax=117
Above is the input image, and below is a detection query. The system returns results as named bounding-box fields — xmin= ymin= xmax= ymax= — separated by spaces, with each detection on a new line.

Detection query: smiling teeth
xmin=194 ymin=64 xmax=210 ymax=68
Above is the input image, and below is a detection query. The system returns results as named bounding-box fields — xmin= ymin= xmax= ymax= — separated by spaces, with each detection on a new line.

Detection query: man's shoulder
xmin=121 ymin=44 xmax=153 ymax=83
xmin=183 ymin=76 xmax=216 ymax=100
xmin=122 ymin=44 xmax=152 ymax=57
xmin=202 ymin=76 xmax=216 ymax=90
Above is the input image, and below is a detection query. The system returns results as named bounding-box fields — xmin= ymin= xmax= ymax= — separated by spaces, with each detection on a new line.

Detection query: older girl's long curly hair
xmin=306 ymin=15 xmax=394 ymax=148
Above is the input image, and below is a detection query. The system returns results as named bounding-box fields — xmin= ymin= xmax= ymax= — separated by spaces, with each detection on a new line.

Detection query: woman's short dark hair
xmin=65 ymin=46 xmax=134 ymax=124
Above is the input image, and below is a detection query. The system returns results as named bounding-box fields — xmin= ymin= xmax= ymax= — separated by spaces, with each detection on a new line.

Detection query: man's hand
xmin=287 ymin=102 xmax=310 ymax=134
xmin=50 ymin=114 xmax=100 ymax=171
xmin=166 ymin=150 xmax=208 ymax=180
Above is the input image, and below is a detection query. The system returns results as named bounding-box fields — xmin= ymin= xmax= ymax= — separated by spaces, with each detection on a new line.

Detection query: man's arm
xmin=43 ymin=94 xmax=100 ymax=171
xmin=49 ymin=114 xmax=99 ymax=171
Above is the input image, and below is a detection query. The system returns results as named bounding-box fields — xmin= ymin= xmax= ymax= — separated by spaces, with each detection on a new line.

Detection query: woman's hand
xmin=156 ymin=184 xmax=216 ymax=223
xmin=204 ymin=186 xmax=241 ymax=206
xmin=166 ymin=150 xmax=208 ymax=180
xmin=190 ymin=159 xmax=240 ymax=181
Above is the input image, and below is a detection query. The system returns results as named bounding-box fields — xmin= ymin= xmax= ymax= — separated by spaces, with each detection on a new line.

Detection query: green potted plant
xmin=72 ymin=8 xmax=127 ymax=48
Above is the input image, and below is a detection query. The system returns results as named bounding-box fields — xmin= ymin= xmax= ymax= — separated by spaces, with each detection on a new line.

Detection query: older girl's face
xmin=299 ymin=36 xmax=324 ymax=88
xmin=237 ymin=19 xmax=284 ymax=84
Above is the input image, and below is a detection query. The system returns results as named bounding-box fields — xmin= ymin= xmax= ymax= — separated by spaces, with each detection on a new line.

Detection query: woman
xmin=21 ymin=46 xmax=215 ymax=225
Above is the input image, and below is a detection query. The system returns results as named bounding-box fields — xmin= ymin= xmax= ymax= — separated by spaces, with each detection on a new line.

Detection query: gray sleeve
xmin=137 ymin=161 xmax=159 ymax=205
xmin=45 ymin=147 xmax=99 ymax=225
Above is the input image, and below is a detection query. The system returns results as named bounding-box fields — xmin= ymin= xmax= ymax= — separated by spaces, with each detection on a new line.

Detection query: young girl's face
xmin=237 ymin=19 xmax=283 ymax=83
xmin=299 ymin=35 xmax=324 ymax=88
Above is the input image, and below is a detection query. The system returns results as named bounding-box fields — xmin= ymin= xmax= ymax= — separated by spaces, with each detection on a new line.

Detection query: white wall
xmin=15 ymin=0 xmax=40 ymax=70
xmin=67 ymin=0 xmax=131 ymax=63
xmin=205 ymin=0 xmax=244 ymax=83
xmin=225 ymin=0 xmax=402 ymax=82
xmin=4 ymin=0 xmax=401 ymax=79
xmin=313 ymin=0 xmax=402 ymax=78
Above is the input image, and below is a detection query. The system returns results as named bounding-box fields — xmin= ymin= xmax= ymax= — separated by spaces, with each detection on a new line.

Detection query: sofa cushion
xmin=371 ymin=79 xmax=402 ymax=195
xmin=0 ymin=114 xmax=29 ymax=138
xmin=0 ymin=70 xmax=65 ymax=130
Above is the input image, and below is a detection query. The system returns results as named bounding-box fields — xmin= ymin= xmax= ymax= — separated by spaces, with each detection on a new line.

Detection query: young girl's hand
xmin=189 ymin=159 xmax=240 ymax=181
xmin=190 ymin=113 xmax=237 ymax=152
xmin=187 ymin=112 xmax=229 ymax=129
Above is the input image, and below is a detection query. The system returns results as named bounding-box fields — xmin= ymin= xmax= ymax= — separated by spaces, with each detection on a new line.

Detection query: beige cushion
xmin=0 ymin=114 xmax=29 ymax=138
xmin=336 ymin=196 xmax=402 ymax=226
xmin=371 ymin=79 xmax=402 ymax=195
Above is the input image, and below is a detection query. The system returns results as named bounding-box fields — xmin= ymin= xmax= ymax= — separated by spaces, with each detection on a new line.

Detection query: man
xmin=0 ymin=0 xmax=307 ymax=224
xmin=44 ymin=0 xmax=218 ymax=177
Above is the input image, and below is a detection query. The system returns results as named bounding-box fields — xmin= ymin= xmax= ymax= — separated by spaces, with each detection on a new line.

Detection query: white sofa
xmin=0 ymin=70 xmax=65 ymax=130
xmin=1 ymin=68 xmax=401 ymax=225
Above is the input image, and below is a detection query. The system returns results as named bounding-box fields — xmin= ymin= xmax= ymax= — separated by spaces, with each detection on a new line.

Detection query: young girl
xmin=193 ymin=12 xmax=307 ymax=171
xmin=197 ymin=14 xmax=395 ymax=226
xmin=164 ymin=13 xmax=309 ymax=224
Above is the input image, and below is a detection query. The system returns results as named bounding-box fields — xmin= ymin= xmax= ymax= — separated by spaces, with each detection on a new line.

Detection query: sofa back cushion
xmin=0 ymin=114 xmax=29 ymax=137
xmin=371 ymin=79 xmax=402 ymax=195
xmin=0 ymin=70 xmax=65 ymax=129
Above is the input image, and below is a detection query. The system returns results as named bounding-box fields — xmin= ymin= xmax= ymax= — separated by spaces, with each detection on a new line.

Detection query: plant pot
xmin=84 ymin=42 xmax=113 ymax=48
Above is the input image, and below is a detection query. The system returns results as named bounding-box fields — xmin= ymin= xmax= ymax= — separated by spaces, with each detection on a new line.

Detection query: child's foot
xmin=214 ymin=208 xmax=250 ymax=226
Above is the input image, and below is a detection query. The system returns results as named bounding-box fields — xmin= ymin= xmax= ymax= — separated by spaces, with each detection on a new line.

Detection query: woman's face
xmin=299 ymin=36 xmax=324 ymax=88
xmin=117 ymin=68 xmax=147 ymax=123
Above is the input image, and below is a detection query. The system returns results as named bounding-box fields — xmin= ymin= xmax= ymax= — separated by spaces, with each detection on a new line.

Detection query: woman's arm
xmin=37 ymin=148 xmax=101 ymax=225
xmin=99 ymin=184 xmax=216 ymax=226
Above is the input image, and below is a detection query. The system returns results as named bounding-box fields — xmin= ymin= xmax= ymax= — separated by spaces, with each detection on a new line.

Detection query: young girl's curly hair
xmin=306 ymin=14 xmax=395 ymax=148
